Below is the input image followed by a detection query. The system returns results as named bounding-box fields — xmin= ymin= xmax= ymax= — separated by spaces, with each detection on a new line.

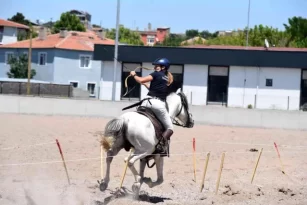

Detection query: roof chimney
xmin=59 ymin=28 xmax=68 ymax=38
xmin=98 ymin=29 xmax=106 ymax=39
xmin=148 ymin=23 xmax=152 ymax=31
xmin=38 ymin=26 xmax=46 ymax=40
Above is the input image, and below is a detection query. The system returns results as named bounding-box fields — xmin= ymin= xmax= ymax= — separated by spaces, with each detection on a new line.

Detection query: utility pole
xmin=27 ymin=26 xmax=33 ymax=95
xmin=246 ymin=0 xmax=251 ymax=47
xmin=112 ymin=0 xmax=120 ymax=101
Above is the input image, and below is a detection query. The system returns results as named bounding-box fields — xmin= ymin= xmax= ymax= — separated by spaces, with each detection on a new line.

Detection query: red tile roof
xmin=181 ymin=44 xmax=307 ymax=52
xmin=0 ymin=30 xmax=115 ymax=51
xmin=0 ymin=19 xmax=29 ymax=29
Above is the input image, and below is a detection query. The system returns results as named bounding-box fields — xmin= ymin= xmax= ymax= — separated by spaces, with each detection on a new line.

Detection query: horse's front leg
xmin=99 ymin=148 xmax=120 ymax=191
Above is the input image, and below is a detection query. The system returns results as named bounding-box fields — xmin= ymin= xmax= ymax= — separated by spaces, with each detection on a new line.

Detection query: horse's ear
xmin=176 ymin=88 xmax=182 ymax=94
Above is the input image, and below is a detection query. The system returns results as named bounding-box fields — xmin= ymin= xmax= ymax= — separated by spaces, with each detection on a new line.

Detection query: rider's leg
xmin=143 ymin=98 xmax=174 ymax=141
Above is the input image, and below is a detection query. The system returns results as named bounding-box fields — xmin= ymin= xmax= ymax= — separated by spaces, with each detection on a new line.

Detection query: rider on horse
xmin=129 ymin=58 xmax=174 ymax=146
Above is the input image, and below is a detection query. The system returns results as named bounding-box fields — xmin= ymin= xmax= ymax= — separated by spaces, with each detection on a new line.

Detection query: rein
xmin=123 ymin=66 xmax=154 ymax=97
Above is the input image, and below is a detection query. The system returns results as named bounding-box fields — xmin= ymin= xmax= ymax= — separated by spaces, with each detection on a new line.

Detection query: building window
xmin=80 ymin=55 xmax=91 ymax=68
xmin=266 ymin=79 xmax=273 ymax=87
xmin=69 ymin=81 xmax=79 ymax=88
xmin=0 ymin=26 xmax=3 ymax=43
xmin=87 ymin=83 xmax=96 ymax=96
xmin=147 ymin=35 xmax=155 ymax=45
xmin=5 ymin=52 xmax=14 ymax=64
xmin=38 ymin=52 xmax=47 ymax=65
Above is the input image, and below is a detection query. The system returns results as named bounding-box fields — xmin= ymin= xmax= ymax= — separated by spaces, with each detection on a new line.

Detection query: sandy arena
xmin=0 ymin=113 xmax=306 ymax=205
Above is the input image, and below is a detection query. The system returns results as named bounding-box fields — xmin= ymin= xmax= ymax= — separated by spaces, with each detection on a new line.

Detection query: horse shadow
xmin=94 ymin=186 xmax=172 ymax=205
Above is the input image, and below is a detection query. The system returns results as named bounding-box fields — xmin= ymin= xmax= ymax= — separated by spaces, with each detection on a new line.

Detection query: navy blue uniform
xmin=147 ymin=71 xmax=169 ymax=100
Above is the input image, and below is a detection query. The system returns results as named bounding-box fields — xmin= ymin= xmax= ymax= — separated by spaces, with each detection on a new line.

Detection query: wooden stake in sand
xmin=200 ymin=152 xmax=210 ymax=193
xmin=274 ymin=142 xmax=285 ymax=174
xmin=55 ymin=139 xmax=70 ymax=185
xmin=215 ymin=152 xmax=225 ymax=195
xmin=193 ymin=138 xmax=196 ymax=182
xmin=119 ymin=148 xmax=133 ymax=189
xmin=251 ymin=148 xmax=263 ymax=184
xmin=100 ymin=145 xmax=104 ymax=179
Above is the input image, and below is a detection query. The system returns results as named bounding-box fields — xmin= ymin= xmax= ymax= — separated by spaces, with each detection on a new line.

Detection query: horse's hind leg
xmin=139 ymin=158 xmax=146 ymax=181
xmin=99 ymin=148 xmax=120 ymax=191
xmin=127 ymin=151 xmax=152 ymax=199
xmin=143 ymin=154 xmax=164 ymax=188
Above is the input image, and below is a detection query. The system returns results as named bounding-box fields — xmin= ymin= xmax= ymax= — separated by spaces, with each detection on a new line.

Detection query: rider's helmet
xmin=152 ymin=58 xmax=170 ymax=69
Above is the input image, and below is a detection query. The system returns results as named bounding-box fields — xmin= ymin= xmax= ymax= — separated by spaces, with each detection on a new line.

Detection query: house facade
xmin=0 ymin=19 xmax=29 ymax=45
xmin=136 ymin=24 xmax=170 ymax=46
xmin=0 ymin=27 xmax=114 ymax=98
xmin=93 ymin=44 xmax=307 ymax=111
xmin=69 ymin=10 xmax=92 ymax=30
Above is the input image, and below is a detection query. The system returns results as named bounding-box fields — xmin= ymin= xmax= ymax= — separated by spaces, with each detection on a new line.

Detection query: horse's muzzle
xmin=186 ymin=113 xmax=194 ymax=128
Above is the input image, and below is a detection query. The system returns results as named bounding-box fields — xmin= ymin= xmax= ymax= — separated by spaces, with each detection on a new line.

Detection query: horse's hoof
xmin=99 ymin=181 xmax=108 ymax=192
xmin=142 ymin=177 xmax=153 ymax=188
xmin=132 ymin=182 xmax=140 ymax=194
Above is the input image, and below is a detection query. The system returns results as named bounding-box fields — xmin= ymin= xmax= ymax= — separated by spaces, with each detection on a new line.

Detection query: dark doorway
xmin=168 ymin=64 xmax=184 ymax=93
xmin=300 ymin=69 xmax=307 ymax=108
xmin=121 ymin=62 xmax=142 ymax=100
xmin=207 ymin=66 xmax=229 ymax=105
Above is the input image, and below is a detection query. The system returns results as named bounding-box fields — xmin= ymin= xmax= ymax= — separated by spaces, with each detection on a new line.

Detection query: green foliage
xmin=185 ymin=29 xmax=199 ymax=39
xmin=106 ymin=25 xmax=143 ymax=45
xmin=52 ymin=12 xmax=86 ymax=34
xmin=283 ymin=16 xmax=307 ymax=47
xmin=7 ymin=54 xmax=36 ymax=79
xmin=206 ymin=25 xmax=291 ymax=47
xmin=17 ymin=26 xmax=38 ymax=41
xmin=156 ymin=34 xmax=186 ymax=47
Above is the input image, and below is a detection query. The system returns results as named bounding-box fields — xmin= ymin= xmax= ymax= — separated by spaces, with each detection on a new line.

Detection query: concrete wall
xmin=228 ymin=66 xmax=301 ymax=110
xmin=99 ymin=61 xmax=121 ymax=101
xmin=0 ymin=48 xmax=55 ymax=82
xmin=54 ymin=49 xmax=101 ymax=98
xmin=182 ymin=64 xmax=208 ymax=105
xmin=1 ymin=27 xmax=17 ymax=44
xmin=1 ymin=94 xmax=307 ymax=130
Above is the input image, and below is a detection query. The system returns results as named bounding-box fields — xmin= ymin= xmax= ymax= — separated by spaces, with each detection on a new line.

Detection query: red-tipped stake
xmin=193 ymin=138 xmax=196 ymax=182
xmin=274 ymin=142 xmax=285 ymax=174
xmin=56 ymin=139 xmax=71 ymax=185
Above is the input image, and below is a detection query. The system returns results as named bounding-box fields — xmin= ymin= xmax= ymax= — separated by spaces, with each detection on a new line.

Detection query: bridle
xmin=122 ymin=66 xmax=154 ymax=97
xmin=170 ymin=92 xmax=194 ymax=128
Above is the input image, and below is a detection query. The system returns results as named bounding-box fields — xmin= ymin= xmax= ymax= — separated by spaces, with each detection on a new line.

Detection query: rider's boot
xmin=161 ymin=129 xmax=173 ymax=156
xmin=162 ymin=129 xmax=173 ymax=141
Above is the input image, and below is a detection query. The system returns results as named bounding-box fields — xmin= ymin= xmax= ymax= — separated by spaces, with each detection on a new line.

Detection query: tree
xmin=8 ymin=12 xmax=31 ymax=25
xmin=157 ymin=34 xmax=186 ymax=46
xmin=205 ymin=25 xmax=289 ymax=47
xmin=283 ymin=16 xmax=307 ymax=47
xmin=185 ymin=29 xmax=199 ymax=39
xmin=52 ymin=12 xmax=86 ymax=33
xmin=106 ymin=25 xmax=143 ymax=45
xmin=7 ymin=54 xmax=36 ymax=79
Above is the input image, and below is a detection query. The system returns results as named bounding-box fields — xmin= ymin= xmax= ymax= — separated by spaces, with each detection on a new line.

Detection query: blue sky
xmin=1 ymin=0 xmax=306 ymax=33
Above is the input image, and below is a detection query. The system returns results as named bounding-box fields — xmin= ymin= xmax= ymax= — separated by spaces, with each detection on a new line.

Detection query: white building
xmin=93 ymin=44 xmax=307 ymax=111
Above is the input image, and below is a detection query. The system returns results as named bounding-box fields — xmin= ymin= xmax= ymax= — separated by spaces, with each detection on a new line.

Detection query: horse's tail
xmin=100 ymin=117 xmax=126 ymax=151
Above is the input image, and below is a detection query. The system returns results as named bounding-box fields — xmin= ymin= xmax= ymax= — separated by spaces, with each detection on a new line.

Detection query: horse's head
xmin=166 ymin=88 xmax=194 ymax=128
